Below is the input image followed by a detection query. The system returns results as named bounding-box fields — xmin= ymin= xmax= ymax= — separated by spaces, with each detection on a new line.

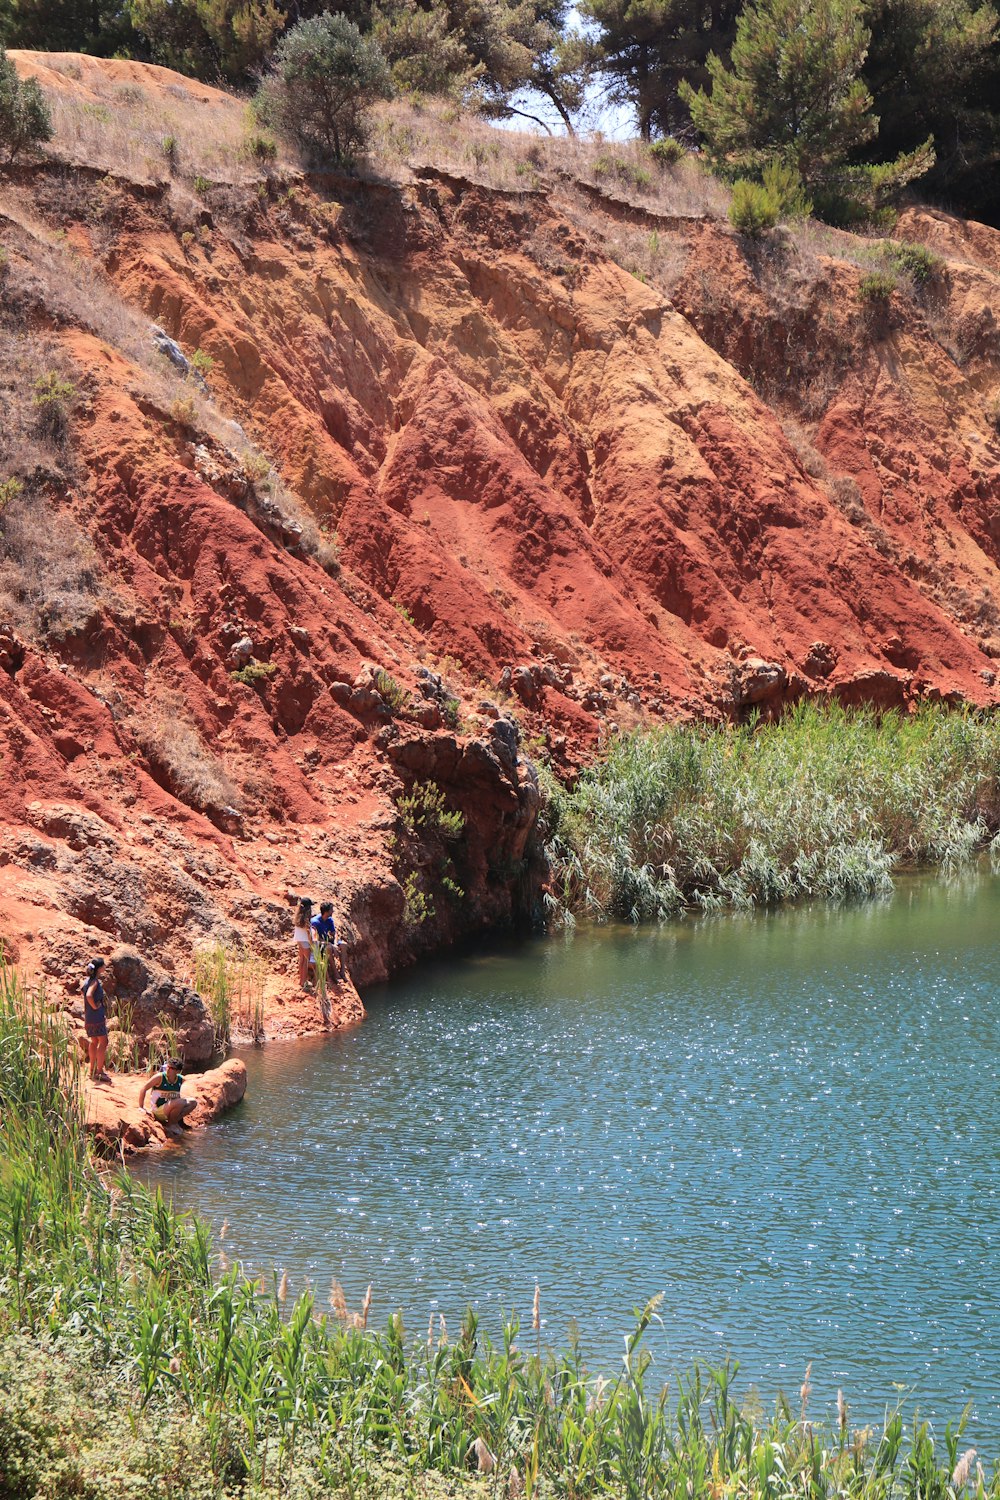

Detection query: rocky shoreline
xmin=66 ymin=945 xmax=366 ymax=1154
xmin=84 ymin=1057 xmax=249 ymax=1154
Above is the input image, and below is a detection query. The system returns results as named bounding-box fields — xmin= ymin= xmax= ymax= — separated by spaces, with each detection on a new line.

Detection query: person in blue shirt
xmin=311 ymin=902 xmax=346 ymax=982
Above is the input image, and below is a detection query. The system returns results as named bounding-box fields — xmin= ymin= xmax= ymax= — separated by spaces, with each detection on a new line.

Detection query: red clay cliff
xmin=2 ymin=54 xmax=1000 ymax=1065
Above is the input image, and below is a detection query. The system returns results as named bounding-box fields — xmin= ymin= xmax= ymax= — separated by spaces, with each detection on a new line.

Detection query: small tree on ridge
xmin=257 ymin=12 xmax=392 ymax=164
xmin=0 ymin=46 xmax=52 ymax=163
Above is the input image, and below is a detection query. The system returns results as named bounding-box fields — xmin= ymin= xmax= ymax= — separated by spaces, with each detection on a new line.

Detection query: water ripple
xmin=143 ymin=873 xmax=1000 ymax=1448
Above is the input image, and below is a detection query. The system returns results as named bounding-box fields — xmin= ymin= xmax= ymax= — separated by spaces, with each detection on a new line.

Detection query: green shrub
xmin=256 ymin=12 xmax=392 ymax=164
xmin=192 ymin=173 xmax=211 ymax=195
xmin=32 ymin=372 xmax=76 ymax=442
xmin=761 ymin=157 xmax=812 ymax=218
xmin=402 ymin=870 xmax=434 ymax=925
xmin=859 ymin=270 xmax=897 ymax=304
xmin=189 ymin=347 xmax=214 ymax=377
xmin=441 ymin=694 xmax=461 ymax=729
xmin=375 ymin=668 xmax=409 ymax=712
xmin=878 ymin=240 xmax=943 ymax=286
xmin=729 ymin=178 xmax=780 ymax=236
xmin=649 ymin=136 xmax=685 ymax=166
xmin=593 ymin=152 xmax=652 ymax=191
xmin=0 ymin=475 xmax=22 ymax=511
xmin=397 ymin=780 xmax=465 ymax=839
xmin=0 ymin=45 xmax=52 ymax=163
xmin=230 ymin=658 xmax=276 ymax=686
xmin=243 ymin=131 xmax=277 ymax=162
xmin=161 ymin=134 xmax=177 ymax=168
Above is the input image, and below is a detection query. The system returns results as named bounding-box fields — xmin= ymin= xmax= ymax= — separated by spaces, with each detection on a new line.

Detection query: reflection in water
xmin=142 ymin=872 xmax=1000 ymax=1447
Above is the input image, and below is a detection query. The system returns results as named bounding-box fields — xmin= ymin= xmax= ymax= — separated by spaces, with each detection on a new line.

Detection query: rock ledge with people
xmin=71 ymin=893 xmax=362 ymax=1153
xmin=84 ymin=1057 xmax=248 ymax=1155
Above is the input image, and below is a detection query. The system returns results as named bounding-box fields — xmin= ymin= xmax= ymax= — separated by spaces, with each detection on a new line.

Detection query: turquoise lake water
xmin=142 ymin=872 xmax=1000 ymax=1449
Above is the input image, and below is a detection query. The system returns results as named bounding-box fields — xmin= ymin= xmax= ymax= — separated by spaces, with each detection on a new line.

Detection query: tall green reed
xmin=193 ymin=943 xmax=267 ymax=1049
xmin=542 ymin=702 xmax=1000 ymax=922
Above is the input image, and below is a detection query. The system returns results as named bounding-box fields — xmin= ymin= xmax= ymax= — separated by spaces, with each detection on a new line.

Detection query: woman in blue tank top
xmin=82 ymin=957 xmax=110 ymax=1083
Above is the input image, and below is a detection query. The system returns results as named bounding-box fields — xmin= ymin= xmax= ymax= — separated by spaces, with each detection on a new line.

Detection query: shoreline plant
xmin=541 ymin=701 xmax=1000 ymax=923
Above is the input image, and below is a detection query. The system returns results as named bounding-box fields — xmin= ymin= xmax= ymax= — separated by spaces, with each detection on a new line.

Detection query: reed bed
xmin=542 ymin=702 xmax=1000 ymax=922
xmin=1 ymin=956 xmax=997 ymax=1495
xmin=193 ymin=941 xmax=267 ymax=1048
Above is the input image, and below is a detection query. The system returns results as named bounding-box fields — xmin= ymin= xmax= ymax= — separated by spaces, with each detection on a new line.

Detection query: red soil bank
xmin=2 ymin=54 xmax=1000 ymax=1074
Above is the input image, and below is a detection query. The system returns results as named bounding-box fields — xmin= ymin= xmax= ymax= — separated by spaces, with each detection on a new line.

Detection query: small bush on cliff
xmin=649 ymin=136 xmax=685 ymax=166
xmin=0 ymin=46 xmax=52 ymax=164
xmin=859 ymin=269 xmax=897 ymax=308
xmin=231 ymin=657 xmax=277 ymax=686
xmin=0 ymin=475 xmax=22 ymax=512
xmin=375 ymin=668 xmax=410 ymax=713
xmin=256 ymin=13 xmax=393 ymax=165
xmin=729 ymin=162 xmax=810 ymax=235
xmin=32 ymin=372 xmax=76 ymax=445
xmin=729 ymin=179 xmax=780 ymax=236
xmin=397 ymin=780 xmax=465 ymax=839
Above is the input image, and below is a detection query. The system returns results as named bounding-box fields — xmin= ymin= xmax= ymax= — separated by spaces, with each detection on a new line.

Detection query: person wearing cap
xmin=138 ymin=1058 xmax=197 ymax=1129
xmin=82 ymin=956 xmax=111 ymax=1083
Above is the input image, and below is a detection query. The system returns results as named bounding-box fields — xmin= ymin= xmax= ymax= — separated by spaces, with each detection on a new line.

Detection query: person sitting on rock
xmin=311 ymin=902 xmax=346 ymax=982
xmin=82 ymin=957 xmax=111 ymax=1084
xmin=139 ymin=1058 xmax=197 ymax=1130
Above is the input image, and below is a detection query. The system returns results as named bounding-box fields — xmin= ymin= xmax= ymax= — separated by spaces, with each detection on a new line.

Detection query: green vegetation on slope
xmin=0 ymin=952 xmax=996 ymax=1496
xmin=4 ymin=0 xmax=1000 ymax=220
xmin=541 ymin=702 xmax=1000 ymax=923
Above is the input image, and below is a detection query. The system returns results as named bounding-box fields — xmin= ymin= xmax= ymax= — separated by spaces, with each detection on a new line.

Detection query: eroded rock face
xmin=3 ymin=54 xmax=1000 ymax=1030
xmin=109 ymin=946 xmax=217 ymax=1066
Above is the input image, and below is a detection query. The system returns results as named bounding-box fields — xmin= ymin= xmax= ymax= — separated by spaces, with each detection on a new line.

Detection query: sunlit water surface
xmin=142 ymin=873 xmax=1000 ymax=1447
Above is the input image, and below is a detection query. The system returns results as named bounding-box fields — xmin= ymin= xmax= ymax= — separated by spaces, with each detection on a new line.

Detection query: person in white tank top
xmin=292 ymin=896 xmax=314 ymax=990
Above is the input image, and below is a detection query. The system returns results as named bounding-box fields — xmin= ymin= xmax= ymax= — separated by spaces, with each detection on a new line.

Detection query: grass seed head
xmin=953 ymin=1449 xmax=976 ymax=1489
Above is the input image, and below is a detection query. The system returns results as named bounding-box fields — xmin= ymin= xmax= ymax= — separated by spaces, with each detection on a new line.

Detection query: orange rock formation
xmin=2 ymin=53 xmax=1000 ymax=1062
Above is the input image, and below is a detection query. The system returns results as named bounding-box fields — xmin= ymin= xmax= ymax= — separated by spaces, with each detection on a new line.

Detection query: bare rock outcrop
xmin=84 ymin=1058 xmax=248 ymax=1155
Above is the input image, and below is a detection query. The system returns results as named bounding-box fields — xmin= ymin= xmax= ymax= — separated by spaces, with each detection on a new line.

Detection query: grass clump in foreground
xmin=542 ymin=702 xmax=1000 ymax=923
xmin=0 ymin=954 xmax=995 ymax=1497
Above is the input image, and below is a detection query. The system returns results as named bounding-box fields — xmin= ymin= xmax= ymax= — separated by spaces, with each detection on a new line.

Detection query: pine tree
xmin=126 ymin=0 xmax=284 ymax=82
xmin=863 ymin=0 xmax=1000 ymax=211
xmin=681 ymin=0 xmax=877 ymax=182
xmin=581 ymin=0 xmax=740 ymax=140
